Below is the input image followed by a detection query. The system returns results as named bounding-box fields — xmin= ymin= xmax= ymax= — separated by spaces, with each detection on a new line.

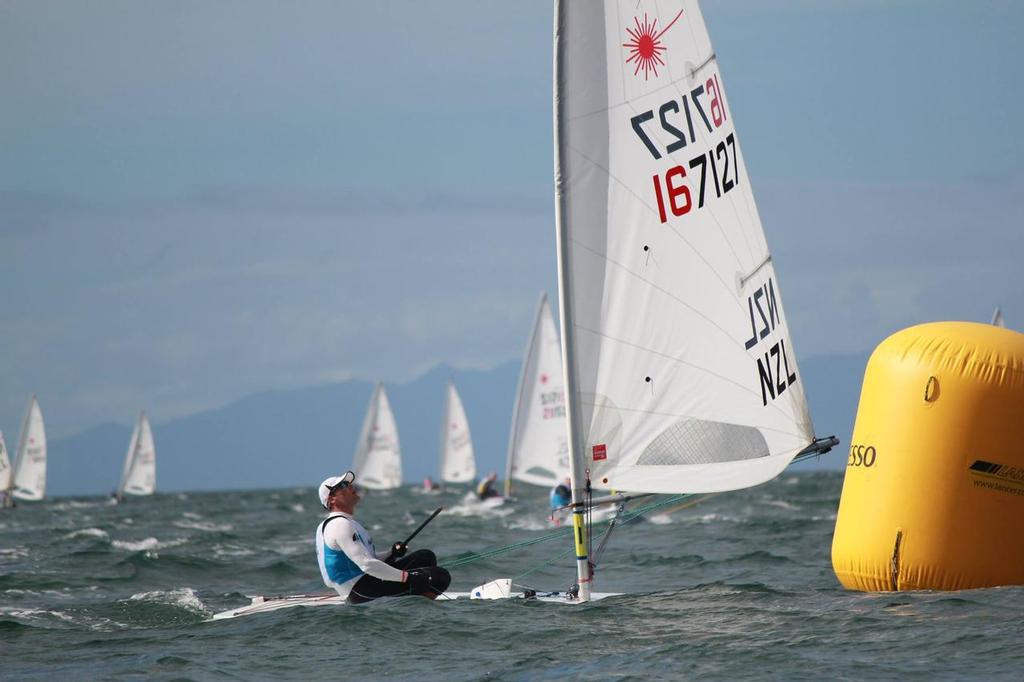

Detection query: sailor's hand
xmin=405 ymin=568 xmax=430 ymax=593
xmin=390 ymin=541 xmax=408 ymax=559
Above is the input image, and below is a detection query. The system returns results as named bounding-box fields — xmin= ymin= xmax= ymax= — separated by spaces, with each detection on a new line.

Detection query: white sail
xmin=992 ymin=307 xmax=1005 ymax=328
xmin=439 ymin=380 xmax=476 ymax=483
xmin=11 ymin=396 xmax=47 ymax=501
xmin=555 ymin=0 xmax=817 ymax=497
xmin=505 ymin=293 xmax=571 ymax=492
xmin=118 ymin=412 xmax=156 ymax=497
xmin=0 ymin=431 xmax=11 ymax=496
xmin=352 ymin=383 xmax=402 ymax=490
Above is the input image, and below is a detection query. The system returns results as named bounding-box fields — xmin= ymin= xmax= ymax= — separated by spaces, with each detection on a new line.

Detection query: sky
xmin=1 ymin=0 xmax=1022 ymax=440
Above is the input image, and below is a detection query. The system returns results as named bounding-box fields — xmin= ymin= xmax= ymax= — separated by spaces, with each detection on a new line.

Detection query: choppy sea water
xmin=2 ymin=471 xmax=1022 ymax=680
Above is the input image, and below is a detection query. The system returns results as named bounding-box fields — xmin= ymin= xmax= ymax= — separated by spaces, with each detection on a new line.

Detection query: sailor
xmin=316 ymin=471 xmax=451 ymax=603
xmin=549 ymin=477 xmax=572 ymax=510
xmin=475 ymin=472 xmax=501 ymax=501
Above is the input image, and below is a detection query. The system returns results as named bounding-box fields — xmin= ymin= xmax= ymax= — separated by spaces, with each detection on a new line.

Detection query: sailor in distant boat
xmin=549 ymin=478 xmax=571 ymax=510
xmin=475 ymin=472 xmax=501 ymax=501
xmin=316 ymin=471 xmax=450 ymax=603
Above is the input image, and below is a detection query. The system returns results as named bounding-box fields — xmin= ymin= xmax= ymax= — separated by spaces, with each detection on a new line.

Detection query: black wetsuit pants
xmin=347 ymin=550 xmax=452 ymax=604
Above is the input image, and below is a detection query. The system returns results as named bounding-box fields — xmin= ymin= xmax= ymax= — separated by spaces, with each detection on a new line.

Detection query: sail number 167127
xmin=651 ymin=135 xmax=739 ymax=223
xmin=629 ymin=72 xmax=739 ymax=224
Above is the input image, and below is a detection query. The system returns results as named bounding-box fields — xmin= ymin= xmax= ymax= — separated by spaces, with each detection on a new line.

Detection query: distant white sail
xmin=439 ymin=380 xmax=476 ymax=483
xmin=0 ymin=431 xmax=11 ymax=498
xmin=992 ymin=307 xmax=1005 ymax=328
xmin=11 ymin=396 xmax=47 ymax=501
xmin=505 ymin=293 xmax=570 ymax=494
xmin=555 ymin=0 xmax=817 ymax=496
xmin=352 ymin=383 xmax=402 ymax=490
xmin=118 ymin=412 xmax=156 ymax=497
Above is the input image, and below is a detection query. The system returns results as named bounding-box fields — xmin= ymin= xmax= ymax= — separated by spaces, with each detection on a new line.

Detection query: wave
xmin=50 ymin=500 xmax=107 ymax=511
xmin=209 ymin=544 xmax=258 ymax=559
xmin=128 ymin=587 xmax=209 ymax=615
xmin=0 ymin=573 xmax=77 ymax=591
xmin=172 ymin=520 xmax=234 ymax=532
xmin=708 ymin=550 xmax=796 ymax=566
xmin=111 ymin=552 xmax=219 ymax=576
xmin=112 ymin=537 xmax=162 ymax=552
xmin=628 ymin=552 xmax=705 ymax=568
xmin=0 ymin=546 xmax=30 ymax=560
xmin=0 ymin=607 xmax=78 ymax=626
xmin=760 ymin=498 xmax=801 ymax=511
xmin=508 ymin=517 xmax=551 ymax=531
xmin=62 ymin=528 xmax=111 ymax=542
xmin=0 ymin=604 xmax=125 ymax=633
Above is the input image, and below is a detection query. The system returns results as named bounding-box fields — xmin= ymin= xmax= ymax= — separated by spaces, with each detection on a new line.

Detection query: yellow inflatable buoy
xmin=832 ymin=321 xmax=1024 ymax=591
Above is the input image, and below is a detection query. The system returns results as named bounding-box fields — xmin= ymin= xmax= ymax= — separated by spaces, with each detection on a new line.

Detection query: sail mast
xmin=553 ymin=0 xmax=591 ymax=602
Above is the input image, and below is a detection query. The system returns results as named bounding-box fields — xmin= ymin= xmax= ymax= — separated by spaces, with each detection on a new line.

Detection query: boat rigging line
xmin=438 ymin=440 xmax=836 ymax=582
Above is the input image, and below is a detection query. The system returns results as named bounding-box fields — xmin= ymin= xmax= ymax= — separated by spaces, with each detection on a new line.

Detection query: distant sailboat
xmin=992 ymin=307 xmax=1006 ymax=328
xmin=116 ymin=411 xmax=156 ymax=500
xmin=10 ymin=396 xmax=47 ymax=503
xmin=352 ymin=383 xmax=402 ymax=490
xmin=439 ymin=380 xmax=476 ymax=483
xmin=0 ymin=431 xmax=11 ymax=507
xmin=504 ymin=292 xmax=570 ymax=497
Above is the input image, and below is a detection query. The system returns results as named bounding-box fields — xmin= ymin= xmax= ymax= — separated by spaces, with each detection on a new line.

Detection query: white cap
xmin=318 ymin=471 xmax=355 ymax=509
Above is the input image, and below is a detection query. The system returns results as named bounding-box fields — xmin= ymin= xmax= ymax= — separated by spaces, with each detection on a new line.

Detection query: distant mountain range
xmin=47 ymin=352 xmax=868 ymax=496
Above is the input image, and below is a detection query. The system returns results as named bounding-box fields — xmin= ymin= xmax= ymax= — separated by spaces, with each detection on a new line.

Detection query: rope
xmin=590 ymin=501 xmax=623 ymax=568
xmin=440 ymin=492 xmax=699 ymax=574
xmin=515 ymin=493 xmax=702 ymax=582
xmin=512 ymin=544 xmax=576 ymax=581
xmin=440 ymin=445 xmax=832 ymax=574
xmin=440 ymin=526 xmax=572 ymax=570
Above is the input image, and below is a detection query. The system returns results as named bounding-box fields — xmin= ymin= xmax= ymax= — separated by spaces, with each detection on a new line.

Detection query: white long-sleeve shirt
xmin=315 ymin=512 xmax=406 ymax=600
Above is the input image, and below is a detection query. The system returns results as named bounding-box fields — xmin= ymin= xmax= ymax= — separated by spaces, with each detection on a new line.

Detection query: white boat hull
xmin=210 ymin=589 xmax=618 ymax=620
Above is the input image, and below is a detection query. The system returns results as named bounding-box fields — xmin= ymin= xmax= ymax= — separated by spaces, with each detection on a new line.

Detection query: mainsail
xmin=352 ymin=383 xmax=403 ymax=490
xmin=0 ymin=431 xmax=11 ymax=504
xmin=555 ymin=0 xmax=826 ymax=599
xmin=439 ymin=380 xmax=476 ymax=483
xmin=11 ymin=396 xmax=47 ymax=501
xmin=117 ymin=412 xmax=156 ymax=498
xmin=992 ymin=307 xmax=1005 ymax=328
xmin=504 ymin=292 xmax=570 ymax=495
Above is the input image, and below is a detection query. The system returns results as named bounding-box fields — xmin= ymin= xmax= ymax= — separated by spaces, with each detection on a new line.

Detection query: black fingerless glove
xmin=406 ymin=568 xmax=430 ymax=593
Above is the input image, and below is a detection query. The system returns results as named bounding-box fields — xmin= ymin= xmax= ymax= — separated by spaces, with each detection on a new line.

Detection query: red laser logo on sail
xmin=623 ymin=9 xmax=684 ymax=80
